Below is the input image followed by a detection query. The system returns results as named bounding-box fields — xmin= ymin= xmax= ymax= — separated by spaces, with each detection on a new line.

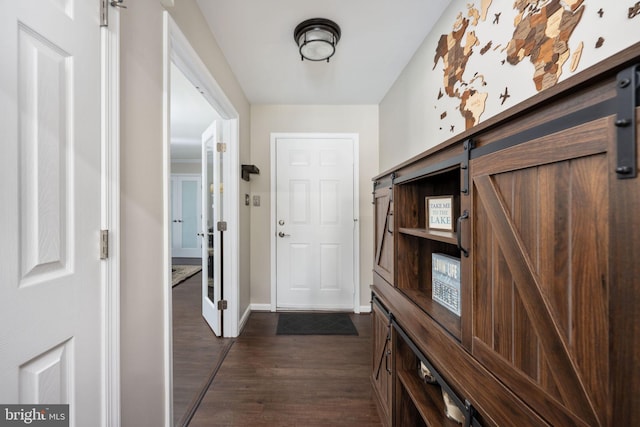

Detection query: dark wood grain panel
xmin=608 ymin=108 xmax=640 ymax=426
xmin=491 ymin=173 xmax=514 ymax=363
xmin=371 ymin=302 xmax=393 ymax=426
xmin=471 ymin=116 xmax=609 ymax=177
xmin=570 ymin=154 xmax=609 ymax=426
xmin=512 ymin=168 xmax=540 ymax=380
xmin=374 ymin=191 xmax=394 ymax=284
xmin=472 ymin=338 xmax=590 ymax=427
xmin=474 ymin=174 xmax=600 ymax=425
xmin=472 ymin=187 xmax=493 ymax=346
xmin=372 ymin=282 xmax=550 ymax=427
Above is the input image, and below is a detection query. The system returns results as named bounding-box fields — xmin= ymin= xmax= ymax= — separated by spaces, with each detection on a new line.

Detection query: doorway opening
xmin=164 ymin=12 xmax=240 ymax=425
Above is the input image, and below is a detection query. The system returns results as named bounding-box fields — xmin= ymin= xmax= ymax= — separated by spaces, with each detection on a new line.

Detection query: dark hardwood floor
xmin=172 ymin=267 xmax=381 ymax=426
xmin=172 ymin=270 xmax=233 ymax=426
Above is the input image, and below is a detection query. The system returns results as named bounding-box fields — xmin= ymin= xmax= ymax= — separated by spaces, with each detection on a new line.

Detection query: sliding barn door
xmin=373 ymin=176 xmax=394 ymax=285
xmin=470 ymin=116 xmax=613 ymax=426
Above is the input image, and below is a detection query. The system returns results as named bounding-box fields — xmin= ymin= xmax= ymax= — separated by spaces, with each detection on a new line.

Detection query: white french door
xmin=171 ymin=174 xmax=202 ymax=258
xmin=275 ymin=136 xmax=356 ymax=310
xmin=0 ymin=1 xmax=105 ymax=425
xmin=201 ymin=122 xmax=221 ymax=336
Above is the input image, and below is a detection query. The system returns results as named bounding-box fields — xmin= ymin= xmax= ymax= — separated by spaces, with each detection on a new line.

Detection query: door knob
xmin=278 ymin=232 xmax=290 ymax=238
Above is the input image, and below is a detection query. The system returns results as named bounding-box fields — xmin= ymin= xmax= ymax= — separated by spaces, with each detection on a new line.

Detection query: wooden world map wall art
xmin=432 ymin=0 xmax=638 ymax=133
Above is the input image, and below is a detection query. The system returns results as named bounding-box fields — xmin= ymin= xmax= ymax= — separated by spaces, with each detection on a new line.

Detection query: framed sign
xmin=426 ymin=196 xmax=454 ymax=231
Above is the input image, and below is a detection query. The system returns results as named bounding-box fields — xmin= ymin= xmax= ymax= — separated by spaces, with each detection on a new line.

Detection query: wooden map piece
xmin=570 ymin=41 xmax=584 ymax=72
xmin=596 ymin=37 xmax=605 ymax=48
xmin=630 ymin=2 xmax=640 ymax=19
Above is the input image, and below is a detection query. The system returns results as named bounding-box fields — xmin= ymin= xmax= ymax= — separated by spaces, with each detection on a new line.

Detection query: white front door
xmin=276 ymin=136 xmax=355 ymax=310
xmin=0 ymin=0 xmax=104 ymax=425
xmin=201 ymin=123 xmax=221 ymax=335
xmin=171 ymin=174 xmax=202 ymax=258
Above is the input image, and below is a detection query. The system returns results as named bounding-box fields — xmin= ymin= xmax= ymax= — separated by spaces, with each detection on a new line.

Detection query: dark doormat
xmin=276 ymin=312 xmax=358 ymax=336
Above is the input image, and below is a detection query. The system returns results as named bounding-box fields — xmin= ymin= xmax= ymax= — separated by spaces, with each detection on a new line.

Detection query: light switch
xmin=253 ymin=195 xmax=260 ymax=207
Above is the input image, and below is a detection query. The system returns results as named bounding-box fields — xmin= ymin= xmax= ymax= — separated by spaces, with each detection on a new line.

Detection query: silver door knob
xmin=278 ymin=231 xmax=290 ymax=238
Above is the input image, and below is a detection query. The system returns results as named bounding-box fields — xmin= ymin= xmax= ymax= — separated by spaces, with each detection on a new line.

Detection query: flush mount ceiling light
xmin=294 ymin=18 xmax=341 ymax=62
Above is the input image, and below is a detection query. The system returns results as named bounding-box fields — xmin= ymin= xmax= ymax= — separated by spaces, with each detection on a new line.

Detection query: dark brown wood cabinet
xmin=371 ymin=44 xmax=640 ymax=427
xmin=371 ymin=301 xmax=393 ymax=426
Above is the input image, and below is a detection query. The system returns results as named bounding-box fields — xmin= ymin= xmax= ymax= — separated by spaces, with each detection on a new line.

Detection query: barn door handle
xmin=457 ymin=210 xmax=469 ymax=257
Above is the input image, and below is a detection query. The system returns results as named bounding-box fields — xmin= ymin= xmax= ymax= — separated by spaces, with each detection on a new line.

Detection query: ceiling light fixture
xmin=294 ymin=18 xmax=341 ymax=62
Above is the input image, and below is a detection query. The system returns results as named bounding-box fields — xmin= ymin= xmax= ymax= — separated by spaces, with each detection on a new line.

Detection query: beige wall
xmin=249 ymin=105 xmax=379 ymax=309
xmin=379 ymin=0 xmax=640 ymax=172
xmin=119 ymin=0 xmax=250 ymax=425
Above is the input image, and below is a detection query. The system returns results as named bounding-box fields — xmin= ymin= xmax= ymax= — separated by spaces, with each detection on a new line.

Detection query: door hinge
xmin=217 ymin=143 xmax=227 ymax=153
xmin=217 ymin=300 xmax=228 ymax=310
xmin=100 ymin=0 xmax=108 ymax=27
xmin=217 ymin=221 xmax=227 ymax=231
xmin=100 ymin=230 xmax=109 ymax=259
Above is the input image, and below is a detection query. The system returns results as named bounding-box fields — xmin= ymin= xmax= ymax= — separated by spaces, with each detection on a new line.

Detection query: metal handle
xmin=278 ymin=231 xmax=291 ymax=238
xmin=197 ymin=233 xmax=205 ymax=237
xmin=173 ymin=219 xmax=183 ymax=223
xmin=110 ymin=0 xmax=127 ymax=8
xmin=457 ymin=210 xmax=469 ymax=257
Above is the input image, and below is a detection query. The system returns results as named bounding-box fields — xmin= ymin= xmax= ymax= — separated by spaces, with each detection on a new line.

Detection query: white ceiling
xmin=170 ymin=62 xmax=217 ymax=161
xmin=196 ymin=0 xmax=454 ymax=105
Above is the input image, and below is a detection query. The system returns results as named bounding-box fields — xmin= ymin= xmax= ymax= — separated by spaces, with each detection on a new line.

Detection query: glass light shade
xmin=294 ymin=18 xmax=341 ymax=62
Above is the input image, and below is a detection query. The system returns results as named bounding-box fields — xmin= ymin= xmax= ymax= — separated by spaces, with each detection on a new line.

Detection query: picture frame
xmin=426 ymin=196 xmax=454 ymax=231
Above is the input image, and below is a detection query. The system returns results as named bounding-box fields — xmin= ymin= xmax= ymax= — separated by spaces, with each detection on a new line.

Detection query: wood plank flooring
xmin=172 ymin=271 xmax=233 ymax=426
xmin=173 ymin=267 xmax=381 ymax=426
xmin=189 ymin=311 xmax=382 ymax=426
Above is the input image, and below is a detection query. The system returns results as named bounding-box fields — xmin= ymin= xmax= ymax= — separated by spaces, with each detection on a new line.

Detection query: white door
xmin=0 ymin=1 xmax=104 ymax=425
xmin=171 ymin=174 xmax=202 ymax=258
xmin=201 ymin=123 xmax=221 ymax=335
xmin=276 ymin=137 xmax=355 ymax=310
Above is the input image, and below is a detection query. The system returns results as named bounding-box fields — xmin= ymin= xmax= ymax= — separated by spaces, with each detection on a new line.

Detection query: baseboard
xmin=248 ymin=303 xmax=371 ymax=313
xmin=249 ymin=303 xmax=273 ymax=312
xmin=238 ymin=305 xmax=252 ymax=333
xmin=359 ymin=305 xmax=372 ymax=313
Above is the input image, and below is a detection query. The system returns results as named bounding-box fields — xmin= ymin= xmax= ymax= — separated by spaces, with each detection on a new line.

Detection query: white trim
xmin=239 ymin=304 xmax=252 ymax=332
xmin=352 ymin=136 xmax=361 ymax=314
xmin=161 ymin=13 xmax=173 ymax=427
xmin=222 ymin=118 xmax=240 ymax=338
xmin=249 ymin=304 xmax=273 ymax=312
xmin=359 ymin=305 xmax=372 ymax=314
xmin=270 ymin=133 xmax=360 ymax=313
xmin=100 ymin=7 xmax=121 ymax=427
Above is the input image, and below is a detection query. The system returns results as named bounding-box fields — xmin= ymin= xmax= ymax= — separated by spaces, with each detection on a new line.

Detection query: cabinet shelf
xmin=398 ymin=227 xmax=458 ymax=245
xmin=401 ymin=288 xmax=461 ymax=340
xmin=397 ymin=369 xmax=461 ymax=427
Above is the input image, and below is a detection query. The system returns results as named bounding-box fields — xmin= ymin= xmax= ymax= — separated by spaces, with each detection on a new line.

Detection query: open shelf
xmin=397 ymin=370 xmax=460 ymax=427
xmin=398 ymin=227 xmax=458 ymax=244
xmin=394 ymin=327 xmax=467 ymax=427
xmin=394 ymin=166 xmax=463 ymax=341
xmin=400 ymin=289 xmax=461 ymax=340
